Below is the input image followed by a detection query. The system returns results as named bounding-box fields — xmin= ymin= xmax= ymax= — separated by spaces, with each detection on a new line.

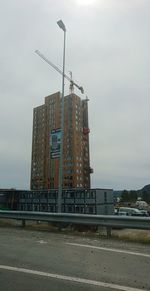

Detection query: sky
xmin=0 ymin=0 xmax=150 ymax=191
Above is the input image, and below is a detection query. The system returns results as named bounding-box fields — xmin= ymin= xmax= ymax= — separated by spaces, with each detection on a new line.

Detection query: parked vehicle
xmin=139 ymin=209 xmax=149 ymax=216
xmin=117 ymin=207 xmax=143 ymax=216
xmin=114 ymin=208 xmax=128 ymax=216
xmin=117 ymin=211 xmax=128 ymax=216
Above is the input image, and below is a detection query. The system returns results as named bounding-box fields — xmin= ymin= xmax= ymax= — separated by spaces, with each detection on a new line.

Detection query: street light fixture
xmin=57 ymin=20 xmax=66 ymax=213
xmin=57 ymin=20 xmax=66 ymax=32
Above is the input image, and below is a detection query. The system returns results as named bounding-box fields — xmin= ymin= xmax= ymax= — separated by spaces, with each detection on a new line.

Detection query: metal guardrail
xmin=0 ymin=210 xmax=150 ymax=237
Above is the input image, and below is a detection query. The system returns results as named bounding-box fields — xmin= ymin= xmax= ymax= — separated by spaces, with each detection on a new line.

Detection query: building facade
xmin=18 ymin=188 xmax=114 ymax=215
xmin=0 ymin=188 xmax=114 ymax=215
xmin=31 ymin=92 xmax=92 ymax=190
xmin=0 ymin=189 xmax=18 ymax=210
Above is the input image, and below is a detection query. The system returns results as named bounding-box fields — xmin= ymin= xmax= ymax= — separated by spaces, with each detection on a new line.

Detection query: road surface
xmin=0 ymin=226 xmax=149 ymax=290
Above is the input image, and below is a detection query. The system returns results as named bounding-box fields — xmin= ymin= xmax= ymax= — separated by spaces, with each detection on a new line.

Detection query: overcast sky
xmin=0 ymin=0 xmax=150 ymax=190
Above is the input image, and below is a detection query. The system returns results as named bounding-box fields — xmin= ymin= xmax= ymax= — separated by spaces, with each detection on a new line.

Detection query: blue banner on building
xmin=50 ymin=128 xmax=61 ymax=158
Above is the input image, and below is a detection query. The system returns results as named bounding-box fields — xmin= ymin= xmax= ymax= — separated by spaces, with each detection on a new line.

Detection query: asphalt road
xmin=0 ymin=227 xmax=150 ymax=291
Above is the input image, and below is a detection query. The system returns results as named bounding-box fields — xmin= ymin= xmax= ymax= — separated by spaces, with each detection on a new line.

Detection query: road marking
xmin=0 ymin=265 xmax=146 ymax=291
xmin=66 ymin=243 xmax=150 ymax=258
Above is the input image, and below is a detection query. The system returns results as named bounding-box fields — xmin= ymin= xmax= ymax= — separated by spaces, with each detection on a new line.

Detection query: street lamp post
xmin=57 ymin=20 xmax=66 ymax=213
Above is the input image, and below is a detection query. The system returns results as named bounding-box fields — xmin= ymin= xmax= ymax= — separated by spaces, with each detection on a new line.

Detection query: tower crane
xmin=35 ymin=50 xmax=84 ymax=94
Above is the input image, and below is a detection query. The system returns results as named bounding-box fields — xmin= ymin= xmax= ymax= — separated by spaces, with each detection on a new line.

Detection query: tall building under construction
xmin=30 ymin=92 xmax=92 ymax=190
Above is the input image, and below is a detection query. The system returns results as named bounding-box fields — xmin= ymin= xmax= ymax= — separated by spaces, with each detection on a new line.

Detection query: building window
xmin=75 ymin=206 xmax=80 ymax=213
xmin=86 ymin=192 xmax=90 ymax=199
xmin=70 ymin=192 xmax=74 ymax=198
xmin=67 ymin=206 xmax=73 ymax=213
xmin=76 ymin=192 xmax=81 ymax=199
xmin=104 ymin=192 xmax=107 ymax=202
xmin=90 ymin=191 xmax=95 ymax=199
xmin=40 ymin=204 xmax=48 ymax=212
xmin=88 ymin=206 xmax=94 ymax=214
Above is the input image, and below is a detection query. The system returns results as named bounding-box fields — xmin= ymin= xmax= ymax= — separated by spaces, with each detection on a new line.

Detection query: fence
xmin=1 ymin=210 xmax=150 ymax=237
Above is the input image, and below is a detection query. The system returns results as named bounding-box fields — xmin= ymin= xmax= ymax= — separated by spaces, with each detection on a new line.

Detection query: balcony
xmin=83 ymin=127 xmax=90 ymax=135
xmin=89 ymin=167 xmax=94 ymax=174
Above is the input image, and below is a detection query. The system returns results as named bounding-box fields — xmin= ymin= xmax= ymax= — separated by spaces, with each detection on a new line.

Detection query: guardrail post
xmin=22 ymin=219 xmax=26 ymax=227
xmin=106 ymin=227 xmax=111 ymax=238
xmin=97 ymin=226 xmax=105 ymax=236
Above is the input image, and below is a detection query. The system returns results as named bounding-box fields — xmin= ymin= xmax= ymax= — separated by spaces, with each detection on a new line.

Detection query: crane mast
xmin=35 ymin=50 xmax=84 ymax=94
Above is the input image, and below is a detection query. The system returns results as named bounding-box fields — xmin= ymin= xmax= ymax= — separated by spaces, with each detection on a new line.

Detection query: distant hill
xmin=113 ymin=185 xmax=150 ymax=194
xmin=141 ymin=184 xmax=150 ymax=192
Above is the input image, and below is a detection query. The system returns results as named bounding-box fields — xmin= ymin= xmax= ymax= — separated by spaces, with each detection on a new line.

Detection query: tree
xmin=142 ymin=191 xmax=150 ymax=203
xmin=121 ymin=190 xmax=138 ymax=203
xmin=121 ymin=190 xmax=129 ymax=202
xmin=129 ymin=190 xmax=137 ymax=202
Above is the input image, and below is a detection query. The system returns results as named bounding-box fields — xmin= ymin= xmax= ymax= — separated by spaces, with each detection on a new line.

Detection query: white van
xmin=118 ymin=207 xmax=143 ymax=216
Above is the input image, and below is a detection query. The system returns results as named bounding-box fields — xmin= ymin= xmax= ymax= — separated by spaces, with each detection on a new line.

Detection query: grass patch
xmin=112 ymin=229 xmax=150 ymax=243
xmin=0 ymin=219 xmax=19 ymax=227
xmin=0 ymin=219 xmax=150 ymax=243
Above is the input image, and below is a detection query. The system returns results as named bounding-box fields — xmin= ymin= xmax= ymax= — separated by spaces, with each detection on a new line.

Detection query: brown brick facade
xmin=30 ymin=92 xmax=91 ymax=190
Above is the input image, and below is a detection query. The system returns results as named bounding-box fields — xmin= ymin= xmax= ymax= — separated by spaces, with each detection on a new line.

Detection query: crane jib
xmin=35 ymin=50 xmax=84 ymax=94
